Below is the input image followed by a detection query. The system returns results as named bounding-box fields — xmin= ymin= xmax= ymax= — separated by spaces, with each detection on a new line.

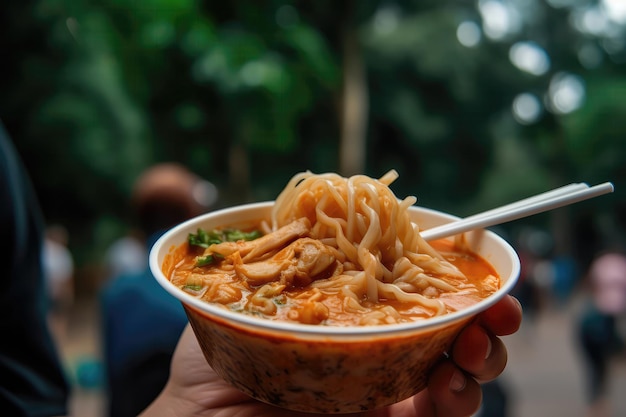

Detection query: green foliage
xmin=1 ymin=0 xmax=625 ymax=269
xmin=562 ymin=75 xmax=626 ymax=180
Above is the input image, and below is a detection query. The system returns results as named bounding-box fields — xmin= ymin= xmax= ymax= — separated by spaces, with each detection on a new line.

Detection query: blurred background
xmin=2 ymin=0 xmax=625 ymax=416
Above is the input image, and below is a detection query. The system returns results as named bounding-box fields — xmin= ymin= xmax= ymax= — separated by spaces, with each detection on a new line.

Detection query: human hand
xmin=140 ymin=295 xmax=522 ymax=417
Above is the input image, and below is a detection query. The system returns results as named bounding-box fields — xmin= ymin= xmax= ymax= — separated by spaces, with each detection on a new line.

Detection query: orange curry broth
xmin=162 ymin=236 xmax=499 ymax=325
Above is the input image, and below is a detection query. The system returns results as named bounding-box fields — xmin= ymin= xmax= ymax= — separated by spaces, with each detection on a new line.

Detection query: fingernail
xmin=449 ymin=369 xmax=467 ymax=393
xmin=484 ymin=334 xmax=493 ymax=359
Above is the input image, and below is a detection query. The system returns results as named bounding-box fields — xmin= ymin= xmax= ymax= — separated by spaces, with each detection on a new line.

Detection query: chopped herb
xmin=188 ymin=227 xmax=263 ymax=248
xmin=273 ymin=297 xmax=286 ymax=306
xmin=223 ymin=229 xmax=263 ymax=242
xmin=183 ymin=284 xmax=204 ymax=292
xmin=195 ymin=253 xmax=224 ymax=267
xmin=188 ymin=228 xmax=223 ymax=248
xmin=188 ymin=227 xmax=262 ymax=267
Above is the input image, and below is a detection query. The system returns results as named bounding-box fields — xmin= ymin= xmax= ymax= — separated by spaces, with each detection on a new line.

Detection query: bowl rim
xmin=149 ymin=201 xmax=520 ymax=337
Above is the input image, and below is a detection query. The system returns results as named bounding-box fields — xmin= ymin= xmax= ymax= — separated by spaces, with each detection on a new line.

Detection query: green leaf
xmin=223 ymin=229 xmax=262 ymax=242
xmin=188 ymin=228 xmax=221 ymax=248
xmin=195 ymin=253 xmax=224 ymax=266
xmin=183 ymin=284 xmax=204 ymax=291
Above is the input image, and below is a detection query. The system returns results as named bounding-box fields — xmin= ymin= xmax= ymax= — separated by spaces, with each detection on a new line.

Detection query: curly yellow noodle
xmin=269 ymin=170 xmax=470 ymax=319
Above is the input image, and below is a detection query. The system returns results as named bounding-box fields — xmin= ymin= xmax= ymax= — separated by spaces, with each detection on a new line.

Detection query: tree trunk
xmin=339 ymin=5 xmax=368 ymax=176
xmin=226 ymin=141 xmax=252 ymax=204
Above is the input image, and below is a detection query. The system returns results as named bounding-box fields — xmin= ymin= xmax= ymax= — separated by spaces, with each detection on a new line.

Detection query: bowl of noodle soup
xmin=150 ymin=171 xmax=520 ymax=414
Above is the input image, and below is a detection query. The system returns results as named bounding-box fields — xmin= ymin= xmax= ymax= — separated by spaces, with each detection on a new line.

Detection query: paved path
xmin=501 ymin=296 xmax=626 ymax=417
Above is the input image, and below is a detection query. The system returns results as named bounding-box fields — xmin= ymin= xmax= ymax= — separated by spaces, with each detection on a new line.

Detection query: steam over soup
xmin=165 ymin=171 xmax=499 ymax=326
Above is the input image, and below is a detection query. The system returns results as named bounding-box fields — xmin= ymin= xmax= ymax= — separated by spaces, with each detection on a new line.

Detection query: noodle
xmin=271 ymin=170 xmax=465 ymax=310
xmin=169 ymin=171 xmax=499 ymax=325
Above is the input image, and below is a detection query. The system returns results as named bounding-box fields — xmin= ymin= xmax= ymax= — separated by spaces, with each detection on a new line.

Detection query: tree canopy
xmin=2 ymin=0 xmax=624 ymax=271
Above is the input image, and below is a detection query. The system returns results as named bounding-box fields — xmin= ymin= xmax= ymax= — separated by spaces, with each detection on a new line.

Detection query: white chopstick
xmin=420 ymin=182 xmax=614 ymax=241
xmin=441 ymin=182 xmax=589 ymax=226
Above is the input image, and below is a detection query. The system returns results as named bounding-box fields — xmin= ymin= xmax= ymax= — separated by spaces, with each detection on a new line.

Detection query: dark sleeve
xmin=0 ymin=123 xmax=70 ymax=416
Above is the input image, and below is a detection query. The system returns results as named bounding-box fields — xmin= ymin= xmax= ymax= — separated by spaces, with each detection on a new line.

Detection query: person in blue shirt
xmin=100 ymin=163 xmax=217 ymax=417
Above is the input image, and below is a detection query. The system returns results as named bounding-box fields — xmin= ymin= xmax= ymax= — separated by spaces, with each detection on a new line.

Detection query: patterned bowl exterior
xmin=185 ymin=304 xmax=471 ymax=413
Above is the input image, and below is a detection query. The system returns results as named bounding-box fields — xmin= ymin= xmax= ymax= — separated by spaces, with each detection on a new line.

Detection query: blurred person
xmin=0 ymin=122 xmax=70 ymax=415
xmin=576 ymin=248 xmax=626 ymax=417
xmin=512 ymin=227 xmax=550 ymax=325
xmin=552 ymin=255 xmax=578 ymax=305
xmin=475 ymin=379 xmax=511 ymax=417
xmin=100 ymin=162 xmax=218 ymax=417
xmin=42 ymin=223 xmax=75 ymax=344
xmin=103 ymin=227 xmax=147 ymax=280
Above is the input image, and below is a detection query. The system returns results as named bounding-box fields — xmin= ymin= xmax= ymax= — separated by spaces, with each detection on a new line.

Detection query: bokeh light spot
xmin=512 ymin=93 xmax=542 ymax=124
xmin=457 ymin=21 xmax=482 ymax=47
xmin=509 ymin=41 xmax=551 ymax=76
xmin=548 ymin=72 xmax=585 ymax=114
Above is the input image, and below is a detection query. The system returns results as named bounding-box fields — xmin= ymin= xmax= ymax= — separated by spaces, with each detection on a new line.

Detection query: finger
xmin=478 ymin=295 xmax=523 ymax=336
xmin=452 ymin=324 xmax=507 ymax=382
xmin=418 ymin=361 xmax=482 ymax=417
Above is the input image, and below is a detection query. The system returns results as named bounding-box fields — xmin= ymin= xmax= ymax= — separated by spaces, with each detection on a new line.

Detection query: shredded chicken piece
xmin=235 ymin=237 xmax=338 ymax=287
xmin=206 ymin=217 xmax=311 ymax=261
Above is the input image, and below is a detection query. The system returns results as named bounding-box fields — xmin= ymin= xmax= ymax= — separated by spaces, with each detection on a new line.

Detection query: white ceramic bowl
xmin=150 ymin=201 xmax=520 ymax=414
